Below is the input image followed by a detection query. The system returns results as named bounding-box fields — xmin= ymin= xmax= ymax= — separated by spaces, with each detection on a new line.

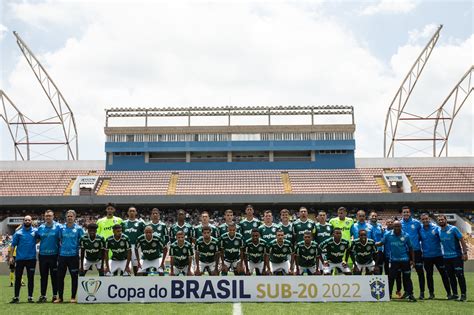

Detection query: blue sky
xmin=0 ymin=0 xmax=472 ymax=160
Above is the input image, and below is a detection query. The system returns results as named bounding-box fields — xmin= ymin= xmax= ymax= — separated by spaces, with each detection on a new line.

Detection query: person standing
xmin=97 ymin=203 xmax=123 ymax=240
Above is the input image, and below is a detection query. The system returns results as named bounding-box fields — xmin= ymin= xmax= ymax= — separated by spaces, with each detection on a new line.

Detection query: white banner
xmin=78 ymin=275 xmax=389 ymax=303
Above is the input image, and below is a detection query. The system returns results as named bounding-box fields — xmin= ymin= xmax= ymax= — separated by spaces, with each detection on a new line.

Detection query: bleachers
xmin=102 ymin=171 xmax=172 ymax=195
xmin=395 ymin=167 xmax=474 ymax=193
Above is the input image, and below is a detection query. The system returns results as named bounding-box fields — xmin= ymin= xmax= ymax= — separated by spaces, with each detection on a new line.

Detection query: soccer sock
xmin=9 ymin=271 xmax=14 ymax=284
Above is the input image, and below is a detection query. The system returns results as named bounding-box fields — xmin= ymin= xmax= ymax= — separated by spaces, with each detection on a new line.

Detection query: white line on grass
xmin=233 ymin=302 xmax=242 ymax=315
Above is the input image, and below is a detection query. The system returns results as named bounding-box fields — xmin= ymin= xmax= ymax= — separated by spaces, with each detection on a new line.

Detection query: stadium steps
xmin=97 ymin=179 xmax=111 ymax=195
xmin=63 ymin=178 xmax=76 ymax=196
xmin=375 ymin=176 xmax=390 ymax=193
xmin=407 ymin=176 xmax=420 ymax=192
xmin=167 ymin=172 xmax=179 ymax=195
xmin=280 ymin=171 xmax=293 ymax=194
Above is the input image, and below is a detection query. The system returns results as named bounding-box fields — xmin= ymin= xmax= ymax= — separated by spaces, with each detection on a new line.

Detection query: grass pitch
xmin=1 ymin=273 xmax=473 ymax=315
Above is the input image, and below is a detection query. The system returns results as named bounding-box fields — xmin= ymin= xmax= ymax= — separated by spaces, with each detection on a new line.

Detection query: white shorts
xmin=173 ymin=265 xmax=189 ymax=275
xmin=83 ymin=258 xmax=102 ymax=271
xmin=223 ymin=260 xmax=240 ymax=271
xmin=108 ymin=259 xmax=129 ymax=275
xmin=323 ymin=262 xmax=351 ymax=275
xmin=355 ymin=260 xmax=375 ymax=272
xmin=131 ymin=245 xmax=138 ymax=267
xmin=248 ymin=261 xmax=264 ymax=274
xmin=270 ymin=261 xmax=290 ymax=274
xmin=139 ymin=258 xmax=163 ymax=273
xmin=297 ymin=265 xmax=317 ymax=275
xmin=198 ymin=261 xmax=216 ymax=273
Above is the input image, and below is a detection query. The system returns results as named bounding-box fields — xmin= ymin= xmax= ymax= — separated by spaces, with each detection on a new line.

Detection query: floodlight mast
xmin=13 ymin=31 xmax=79 ymax=160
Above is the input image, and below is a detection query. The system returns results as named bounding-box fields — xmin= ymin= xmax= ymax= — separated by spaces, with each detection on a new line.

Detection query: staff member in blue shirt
xmin=368 ymin=210 xmax=384 ymax=275
xmin=419 ymin=213 xmax=452 ymax=300
xmin=382 ymin=218 xmax=402 ymax=298
xmin=437 ymin=214 xmax=469 ymax=302
xmin=36 ymin=209 xmax=61 ymax=303
xmin=8 ymin=215 xmax=37 ymax=304
xmin=55 ymin=210 xmax=84 ymax=304
xmin=377 ymin=220 xmax=416 ymax=302
xmin=401 ymin=206 xmax=425 ymax=299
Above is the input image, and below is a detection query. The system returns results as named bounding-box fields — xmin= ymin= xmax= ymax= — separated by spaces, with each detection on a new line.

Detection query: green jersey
xmin=136 ymin=234 xmax=165 ymax=261
xmin=258 ymin=223 xmax=279 ymax=244
xmin=122 ymin=219 xmax=146 ymax=245
xmin=193 ymin=224 xmax=219 ymax=240
xmin=295 ymin=241 xmax=320 ymax=267
xmin=349 ymin=239 xmax=377 ymax=264
xmin=329 ymin=217 xmax=353 ymax=242
xmin=244 ymin=239 xmax=267 ymax=263
xmin=80 ymin=234 xmax=106 ymax=262
xmin=169 ymin=222 xmax=193 ymax=243
xmin=267 ymin=239 xmax=293 ymax=263
xmin=314 ymin=223 xmax=333 ymax=244
xmin=218 ymin=223 xmax=241 ymax=238
xmin=220 ymin=232 xmax=244 ymax=262
xmin=148 ymin=221 xmax=169 ymax=243
xmin=319 ymin=237 xmax=350 ymax=264
xmin=195 ymin=236 xmax=220 ymax=263
xmin=97 ymin=216 xmax=123 ymax=240
xmin=239 ymin=218 xmax=261 ymax=242
xmin=169 ymin=241 xmax=194 ymax=267
xmin=105 ymin=234 xmax=131 ymax=261
xmin=292 ymin=219 xmax=316 ymax=244
xmin=278 ymin=222 xmax=294 ymax=244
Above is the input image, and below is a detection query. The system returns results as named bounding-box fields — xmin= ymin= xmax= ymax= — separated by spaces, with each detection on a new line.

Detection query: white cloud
xmin=408 ymin=23 xmax=439 ymax=43
xmin=360 ymin=0 xmax=418 ymax=16
xmin=0 ymin=24 xmax=7 ymax=41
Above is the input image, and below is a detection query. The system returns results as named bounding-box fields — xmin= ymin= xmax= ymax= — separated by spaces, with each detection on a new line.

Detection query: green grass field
xmin=1 ymin=274 xmax=473 ymax=315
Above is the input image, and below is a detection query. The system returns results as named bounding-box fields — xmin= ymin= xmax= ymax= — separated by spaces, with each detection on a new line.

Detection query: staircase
xmin=407 ymin=176 xmax=420 ymax=192
xmin=167 ymin=172 xmax=179 ymax=195
xmin=280 ymin=171 xmax=293 ymax=194
xmin=375 ymin=176 xmax=390 ymax=193
xmin=96 ymin=179 xmax=111 ymax=195
xmin=63 ymin=179 xmax=76 ymax=196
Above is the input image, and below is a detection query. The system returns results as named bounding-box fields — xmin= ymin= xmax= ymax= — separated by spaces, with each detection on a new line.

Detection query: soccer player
xmin=292 ymin=207 xmax=316 ymax=244
xmin=36 ymin=209 xmax=60 ymax=303
xmin=195 ymin=226 xmax=220 ymax=276
xmin=258 ymin=210 xmax=279 ymax=244
xmin=244 ymin=229 xmax=267 ymax=275
xmin=314 ymin=211 xmax=333 ymax=245
xmin=383 ymin=218 xmax=403 ymax=298
xmin=97 ymin=203 xmax=123 ymax=240
xmin=135 ymin=226 xmax=167 ymax=276
xmin=319 ymin=228 xmax=351 ymax=275
xmin=79 ymin=223 xmax=106 ymax=276
xmin=104 ymin=224 xmax=131 ymax=276
xmin=419 ymin=213 xmax=452 ymax=299
xmin=219 ymin=209 xmax=240 ymax=237
xmin=278 ymin=209 xmax=294 ymax=243
xmin=239 ymin=205 xmax=260 ymax=243
xmin=401 ymin=206 xmax=425 ymax=300
xmin=169 ymin=231 xmax=194 ymax=276
xmin=265 ymin=229 xmax=294 ymax=275
xmin=329 ymin=207 xmax=353 ymax=242
xmin=9 ymin=215 xmax=37 ymax=304
xmin=194 ymin=211 xmax=219 ymax=240
xmin=122 ymin=206 xmax=146 ymax=275
xmin=169 ymin=209 xmax=193 ymax=243
xmin=220 ymin=223 xmax=244 ymax=275
xmin=347 ymin=229 xmax=377 ymax=275
xmin=295 ymin=231 xmax=320 ymax=275
xmin=350 ymin=210 xmax=372 ymax=240
xmin=438 ymin=214 xmax=469 ymax=302
xmin=377 ymin=220 xmax=416 ymax=302
xmin=368 ymin=211 xmax=384 ymax=275
xmin=56 ymin=210 xmax=84 ymax=303
xmin=149 ymin=208 xmax=169 ymax=243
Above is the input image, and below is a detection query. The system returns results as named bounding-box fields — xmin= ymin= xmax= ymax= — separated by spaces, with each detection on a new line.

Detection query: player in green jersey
xmin=315 ymin=211 xmax=333 ymax=244
xmin=193 ymin=211 xmax=219 ymax=241
xmin=218 ymin=209 xmax=241 ymax=237
xmin=97 ymin=203 xmax=123 ymax=240
xmin=319 ymin=228 xmax=351 ymax=275
xmin=244 ymin=229 xmax=267 ymax=275
xmin=220 ymin=223 xmax=244 ymax=275
xmin=79 ymin=223 xmax=106 ymax=276
xmin=169 ymin=209 xmax=194 ymax=243
xmin=135 ymin=226 xmax=167 ymax=276
xmin=122 ymin=206 xmax=146 ymax=275
xmin=295 ymin=231 xmax=321 ymax=275
xmin=329 ymin=207 xmax=353 ymax=242
xmin=239 ymin=205 xmax=260 ymax=243
xmin=292 ymin=207 xmax=316 ymax=244
xmin=278 ymin=209 xmax=294 ymax=244
xmin=347 ymin=229 xmax=378 ymax=275
xmin=265 ymin=229 xmax=294 ymax=275
xmin=258 ymin=210 xmax=279 ymax=244
xmin=149 ymin=208 xmax=169 ymax=244
xmin=194 ymin=226 xmax=220 ymax=275
xmin=104 ymin=224 xmax=131 ymax=276
xmin=169 ymin=231 xmax=194 ymax=276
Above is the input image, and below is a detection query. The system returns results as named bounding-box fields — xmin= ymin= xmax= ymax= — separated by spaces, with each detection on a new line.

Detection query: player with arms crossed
xmin=169 ymin=231 xmax=194 ymax=276
xmin=135 ymin=226 xmax=167 ymax=276
xmin=104 ymin=224 xmax=131 ymax=276
xmin=122 ymin=206 xmax=145 ymax=275
xmin=244 ymin=229 xmax=267 ymax=275
xmin=295 ymin=231 xmax=320 ymax=275
xmin=80 ymin=223 xmax=106 ymax=276
xmin=347 ymin=229 xmax=378 ymax=275
xmin=220 ymin=223 xmax=245 ymax=275
xmin=195 ymin=226 xmax=220 ymax=276
xmin=266 ymin=229 xmax=294 ymax=275
xmin=97 ymin=203 xmax=122 ymax=241
xmin=319 ymin=228 xmax=351 ymax=275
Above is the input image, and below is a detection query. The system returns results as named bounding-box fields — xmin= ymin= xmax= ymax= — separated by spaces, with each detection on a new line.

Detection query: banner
xmin=78 ymin=275 xmax=389 ymax=303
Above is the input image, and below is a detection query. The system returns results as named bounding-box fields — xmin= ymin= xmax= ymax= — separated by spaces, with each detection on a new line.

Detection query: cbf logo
xmin=369 ymin=277 xmax=386 ymax=300
xmin=81 ymin=279 xmax=102 ymax=301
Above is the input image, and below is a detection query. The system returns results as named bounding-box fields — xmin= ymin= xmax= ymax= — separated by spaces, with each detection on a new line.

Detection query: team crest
xmin=210 ymin=245 xmax=215 ymax=250
xmin=183 ymin=248 xmax=187 ymax=254
xmin=253 ymin=223 xmax=258 ymax=227
xmin=326 ymin=226 xmax=331 ymax=231
xmin=432 ymin=230 xmax=436 ymax=235
xmin=73 ymin=229 xmax=77 ymax=233
xmin=307 ymin=223 xmax=311 ymax=228
xmin=184 ymin=228 xmax=188 ymax=233
xmin=120 ymin=241 xmax=124 ymax=246
xmin=400 ymin=237 xmax=405 ymax=241
xmin=310 ymin=249 xmax=315 ymax=254
xmin=366 ymin=245 xmax=371 ymax=250
xmin=283 ymin=247 xmax=288 ymax=253
xmin=258 ymin=246 xmax=263 ymax=251
xmin=94 ymin=242 xmax=99 ymax=248
xmin=447 ymin=230 xmax=451 ymax=234
xmin=345 ymin=221 xmax=350 ymax=225
xmin=272 ymin=227 xmax=276 ymax=232
xmin=369 ymin=277 xmax=386 ymax=301
xmin=234 ymin=240 xmax=240 ymax=246
xmin=340 ymin=245 xmax=345 ymax=250
xmin=152 ymin=242 xmax=157 ymax=248
xmin=411 ymin=224 xmax=415 ymax=229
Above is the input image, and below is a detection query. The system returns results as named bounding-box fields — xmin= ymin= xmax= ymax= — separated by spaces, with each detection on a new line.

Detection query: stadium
xmin=0 ymin=12 xmax=473 ymax=315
